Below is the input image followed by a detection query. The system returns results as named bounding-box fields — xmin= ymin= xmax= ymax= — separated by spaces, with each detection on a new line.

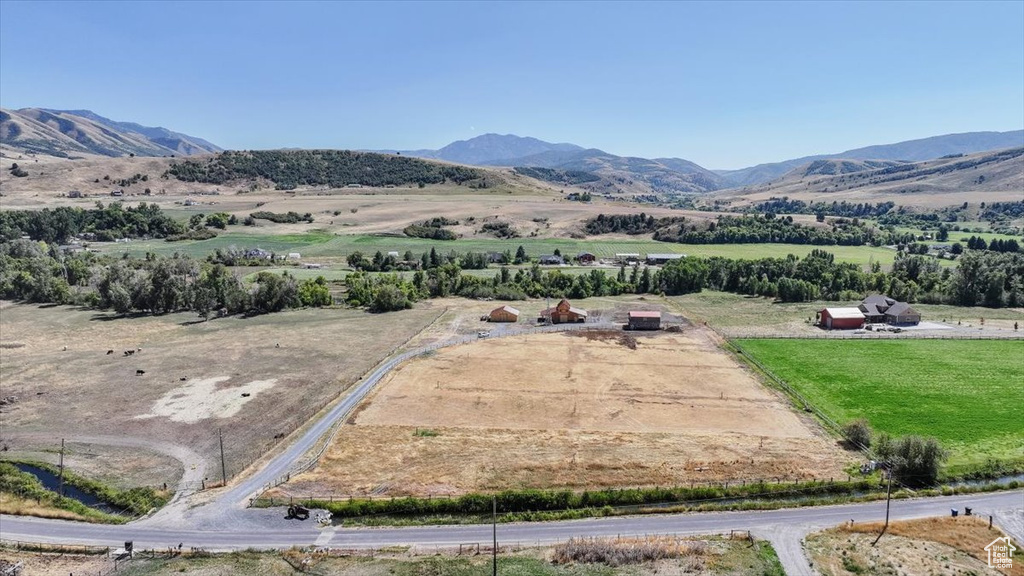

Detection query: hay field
xmin=282 ymin=329 xmax=851 ymax=497
xmin=734 ymin=338 xmax=1024 ymax=470
xmin=0 ymin=301 xmax=441 ymax=487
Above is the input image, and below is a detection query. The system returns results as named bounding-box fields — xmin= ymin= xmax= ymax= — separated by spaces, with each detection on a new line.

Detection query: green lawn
xmin=734 ymin=338 xmax=1024 ymax=470
xmin=95 ymin=232 xmax=902 ymax=267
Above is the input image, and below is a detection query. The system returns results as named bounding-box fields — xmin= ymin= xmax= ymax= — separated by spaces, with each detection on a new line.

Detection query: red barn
xmin=819 ymin=307 xmax=866 ymax=330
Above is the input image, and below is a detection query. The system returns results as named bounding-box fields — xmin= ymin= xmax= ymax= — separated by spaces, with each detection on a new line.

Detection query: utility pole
xmin=873 ymin=464 xmax=893 ymax=546
xmin=57 ymin=438 xmax=65 ymax=497
xmin=219 ymin=429 xmax=227 ymax=487
xmin=492 ymin=496 xmax=498 ymax=576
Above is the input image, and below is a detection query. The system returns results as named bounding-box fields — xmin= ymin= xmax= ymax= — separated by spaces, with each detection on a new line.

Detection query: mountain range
xmin=394 ymin=130 xmax=1023 ymax=193
xmin=0 ymin=108 xmax=221 ymax=158
xmin=2 ymin=106 xmax=1020 ymax=194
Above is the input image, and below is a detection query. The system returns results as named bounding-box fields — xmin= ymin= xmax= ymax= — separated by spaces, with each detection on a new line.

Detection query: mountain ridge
xmin=0 ymin=108 xmax=221 ymax=158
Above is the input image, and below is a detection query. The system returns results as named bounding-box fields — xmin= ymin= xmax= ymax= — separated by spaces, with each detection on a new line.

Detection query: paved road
xmin=2 ymin=322 xmax=1021 ymax=575
xmin=2 ymin=491 xmax=1021 ymax=571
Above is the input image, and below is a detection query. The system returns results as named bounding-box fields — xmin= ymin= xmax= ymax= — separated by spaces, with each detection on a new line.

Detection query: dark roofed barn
xmin=627 ymin=310 xmax=661 ymax=330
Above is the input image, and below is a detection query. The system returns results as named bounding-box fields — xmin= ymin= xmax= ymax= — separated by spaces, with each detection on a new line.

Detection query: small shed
xmin=287 ymin=252 xmax=302 ymax=260
xmin=539 ymin=255 xmax=565 ymax=265
xmin=627 ymin=310 xmax=661 ymax=330
xmin=615 ymin=253 xmax=641 ymax=264
xmin=67 ymin=190 xmax=83 ymax=198
xmin=819 ymin=307 xmax=865 ymax=330
xmin=646 ymin=253 xmax=684 ymax=265
xmin=541 ymin=299 xmax=587 ymax=324
xmin=488 ymin=305 xmax=520 ymax=323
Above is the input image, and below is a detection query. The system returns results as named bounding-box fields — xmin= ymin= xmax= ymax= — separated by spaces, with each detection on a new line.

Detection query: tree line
xmin=0 ymin=240 xmax=332 ymax=317
xmin=338 ymin=246 xmax=1024 ymax=311
xmin=0 ymin=203 xmax=184 ymax=244
xmin=4 ymin=239 xmax=1022 ymax=317
xmin=164 ymin=150 xmax=484 ymax=189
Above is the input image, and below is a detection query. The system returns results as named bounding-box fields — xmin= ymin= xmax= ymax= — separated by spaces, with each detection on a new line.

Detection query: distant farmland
xmin=735 ymin=338 xmax=1024 ymax=473
xmin=95 ymin=232 xmax=904 ymax=267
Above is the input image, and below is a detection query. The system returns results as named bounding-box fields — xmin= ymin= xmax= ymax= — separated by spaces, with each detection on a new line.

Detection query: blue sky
xmin=1 ymin=1 xmax=1022 ymax=169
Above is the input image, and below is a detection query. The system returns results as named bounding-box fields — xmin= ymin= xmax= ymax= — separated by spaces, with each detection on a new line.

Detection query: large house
xmin=859 ymin=295 xmax=921 ymax=325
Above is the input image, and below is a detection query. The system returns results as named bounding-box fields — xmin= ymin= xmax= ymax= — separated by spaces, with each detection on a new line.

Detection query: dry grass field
xmin=805 ymin=516 xmax=1022 ymax=576
xmin=279 ymin=328 xmax=851 ymax=497
xmin=0 ymin=301 xmax=442 ymax=487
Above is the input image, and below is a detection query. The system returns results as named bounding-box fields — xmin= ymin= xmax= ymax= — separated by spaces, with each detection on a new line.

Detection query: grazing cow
xmin=124 ymin=350 xmax=135 ymax=356
xmin=107 ymin=350 xmax=114 ymax=355
xmin=136 ymin=370 xmax=145 ymax=376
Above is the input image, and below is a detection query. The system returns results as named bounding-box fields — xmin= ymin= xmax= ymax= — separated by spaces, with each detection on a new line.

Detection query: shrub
xmin=843 ymin=419 xmax=872 ymax=450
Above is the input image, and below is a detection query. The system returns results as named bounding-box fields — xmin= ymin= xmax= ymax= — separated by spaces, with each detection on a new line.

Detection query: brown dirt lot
xmin=0 ymin=301 xmax=441 ymax=487
xmin=805 ymin=516 xmax=1021 ymax=576
xmin=280 ymin=328 xmax=852 ymax=497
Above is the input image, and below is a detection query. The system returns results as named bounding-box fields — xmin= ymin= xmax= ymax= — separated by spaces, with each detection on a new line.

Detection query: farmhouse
xmin=538 ymin=254 xmax=565 ymax=265
xmin=859 ymin=295 xmax=921 ymax=325
xmin=627 ymin=310 xmax=661 ymax=330
xmin=540 ymin=298 xmax=587 ymax=324
xmin=818 ymin=307 xmax=866 ymax=330
xmin=646 ymin=253 xmax=684 ymax=265
xmin=488 ymin=305 xmax=519 ymax=323
xmin=576 ymin=252 xmax=596 ymax=264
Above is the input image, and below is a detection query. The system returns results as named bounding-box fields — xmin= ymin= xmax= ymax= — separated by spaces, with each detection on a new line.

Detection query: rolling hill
xmin=715 ymin=130 xmax=1024 ymax=187
xmin=713 ymin=146 xmax=1024 ymax=208
xmin=0 ymin=108 xmax=221 ymax=159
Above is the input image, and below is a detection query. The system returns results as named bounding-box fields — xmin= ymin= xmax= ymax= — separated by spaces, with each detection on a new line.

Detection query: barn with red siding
xmin=818 ymin=307 xmax=866 ymax=330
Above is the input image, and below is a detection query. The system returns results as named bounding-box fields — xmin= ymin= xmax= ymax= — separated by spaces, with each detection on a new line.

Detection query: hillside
xmin=714 ymin=147 xmax=1024 ymax=208
xmin=164 ymin=150 xmax=487 ymax=189
xmin=0 ymin=108 xmax=221 ymax=159
xmin=716 ymin=130 xmax=1024 ymax=186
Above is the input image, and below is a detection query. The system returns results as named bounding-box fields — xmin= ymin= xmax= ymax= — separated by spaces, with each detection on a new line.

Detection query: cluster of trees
xmin=164 ymin=150 xmax=484 ymax=189
xmin=479 ymin=221 xmax=518 ymax=238
xmin=249 ymin=211 xmax=314 ymax=224
xmin=965 ymin=236 xmax=1021 ymax=253
xmin=841 ymin=419 xmax=947 ymax=488
xmin=653 ymin=214 xmax=914 ymax=247
xmin=0 ymin=241 xmax=333 ymax=317
xmin=403 ymin=217 xmax=459 ymax=241
xmin=347 ymin=247 xmax=493 ymax=273
xmin=513 ymin=166 xmax=601 ymax=185
xmin=980 ymin=201 xmax=1024 ymax=223
xmin=565 ymin=192 xmax=592 ymax=202
xmin=0 ymin=203 xmax=185 ymax=244
xmin=585 ymin=213 xmax=686 ymax=235
xmin=749 ymin=198 xmax=896 ymax=219
xmin=8 ymin=162 xmax=28 ymax=178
